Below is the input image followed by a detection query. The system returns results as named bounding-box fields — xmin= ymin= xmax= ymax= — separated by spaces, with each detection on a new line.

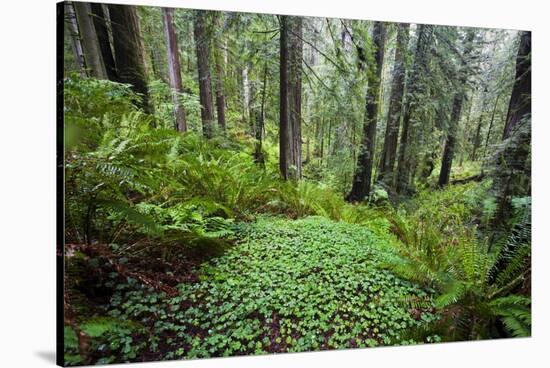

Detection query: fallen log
xmin=451 ymin=172 xmax=485 ymax=185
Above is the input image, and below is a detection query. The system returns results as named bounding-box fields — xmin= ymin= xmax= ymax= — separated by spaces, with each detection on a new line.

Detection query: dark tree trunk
xmin=213 ymin=15 xmax=226 ymax=132
xmin=438 ymin=94 xmax=463 ymax=187
xmin=395 ymin=25 xmax=433 ymax=193
xmin=279 ymin=16 xmax=303 ymax=180
xmin=471 ymin=113 xmax=483 ymax=161
xmin=438 ymin=30 xmax=476 ymax=187
xmin=347 ymin=22 xmax=386 ymax=202
xmin=193 ymin=10 xmax=215 ymax=138
xmin=254 ymin=61 xmax=268 ymax=165
xmin=90 ymin=3 xmax=118 ymax=80
xmin=492 ymin=31 xmax=531 ymax=227
xmin=484 ymin=94 xmax=500 ymax=154
xmin=73 ymin=1 xmax=107 ymax=79
xmin=64 ymin=2 xmax=87 ymax=77
xmin=279 ymin=16 xmax=290 ymax=180
xmin=378 ymin=23 xmax=409 ymax=185
xmin=108 ymin=4 xmax=151 ymax=112
xmin=503 ymin=31 xmax=531 ymax=140
xmin=162 ymin=7 xmax=187 ymax=132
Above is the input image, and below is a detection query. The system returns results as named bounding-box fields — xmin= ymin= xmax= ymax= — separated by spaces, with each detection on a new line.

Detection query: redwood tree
xmin=108 ymin=4 xmax=151 ymax=112
xmin=73 ymin=1 xmax=107 ymax=79
xmin=378 ymin=23 xmax=410 ymax=185
xmin=492 ymin=31 xmax=531 ymax=226
xmin=90 ymin=3 xmax=118 ymax=81
xmin=347 ymin=22 xmax=386 ymax=201
xmin=162 ymin=7 xmax=187 ymax=132
xmin=279 ymin=16 xmax=303 ymax=180
xmin=438 ymin=30 xmax=476 ymax=187
xmin=193 ymin=10 xmax=215 ymax=138
xmin=395 ymin=24 xmax=433 ymax=193
xmin=213 ymin=14 xmax=226 ymax=132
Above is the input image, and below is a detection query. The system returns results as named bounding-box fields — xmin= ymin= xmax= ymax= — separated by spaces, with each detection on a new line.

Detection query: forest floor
xmin=65 ymin=216 xmax=439 ymax=364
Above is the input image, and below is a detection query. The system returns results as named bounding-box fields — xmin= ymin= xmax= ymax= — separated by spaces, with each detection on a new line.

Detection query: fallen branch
xmin=451 ymin=173 xmax=485 ymax=185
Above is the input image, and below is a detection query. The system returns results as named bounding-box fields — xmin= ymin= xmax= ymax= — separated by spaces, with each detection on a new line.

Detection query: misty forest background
xmin=61 ymin=1 xmax=531 ymax=365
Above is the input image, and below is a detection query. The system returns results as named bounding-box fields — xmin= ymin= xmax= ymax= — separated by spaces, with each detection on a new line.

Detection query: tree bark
xmin=213 ymin=15 xmax=226 ymax=132
xmin=438 ymin=93 xmax=464 ymax=187
xmin=254 ymin=61 xmax=268 ymax=165
xmin=347 ymin=22 xmax=386 ymax=201
xmin=503 ymin=31 xmax=531 ymax=140
xmin=279 ymin=16 xmax=303 ymax=180
xmin=108 ymin=4 xmax=151 ymax=112
xmin=73 ymin=1 xmax=107 ymax=79
xmin=64 ymin=2 xmax=86 ymax=77
xmin=193 ymin=10 xmax=215 ymax=138
xmin=470 ymin=112 xmax=483 ymax=161
xmin=162 ymin=7 xmax=187 ymax=132
xmin=378 ymin=23 xmax=410 ymax=185
xmin=438 ymin=30 xmax=476 ymax=187
xmin=484 ymin=94 xmax=500 ymax=154
xmin=395 ymin=24 xmax=433 ymax=193
xmin=89 ymin=3 xmax=117 ymax=80
xmin=492 ymin=31 xmax=531 ymax=226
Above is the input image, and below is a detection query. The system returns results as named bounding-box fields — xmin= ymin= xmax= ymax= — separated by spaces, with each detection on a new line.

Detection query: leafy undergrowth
xmin=65 ymin=217 xmax=439 ymax=365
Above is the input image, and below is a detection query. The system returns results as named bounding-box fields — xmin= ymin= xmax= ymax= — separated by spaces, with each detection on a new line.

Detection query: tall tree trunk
xmin=193 ymin=10 xmax=215 ymax=138
xmin=73 ymin=1 xmax=107 ymax=79
xmin=395 ymin=25 xmax=433 ymax=193
xmin=484 ymin=94 xmax=500 ymax=155
xmin=254 ymin=61 xmax=268 ymax=165
xmin=242 ymin=65 xmax=251 ymax=129
xmin=64 ymin=2 xmax=86 ymax=77
xmin=279 ymin=16 xmax=290 ymax=180
xmin=289 ymin=17 xmax=303 ymax=180
xmin=108 ymin=4 xmax=151 ymax=112
xmin=503 ymin=31 xmax=531 ymax=140
xmin=438 ymin=94 xmax=464 ymax=186
xmin=378 ymin=23 xmax=409 ymax=185
xmin=438 ymin=30 xmax=476 ymax=187
xmin=279 ymin=16 xmax=303 ymax=180
xmin=471 ymin=112 xmax=483 ymax=161
xmin=162 ymin=7 xmax=187 ymax=132
xmin=347 ymin=22 xmax=386 ymax=201
xmin=492 ymin=31 xmax=531 ymax=226
xmin=213 ymin=15 xmax=226 ymax=132
xmin=89 ymin=3 xmax=117 ymax=80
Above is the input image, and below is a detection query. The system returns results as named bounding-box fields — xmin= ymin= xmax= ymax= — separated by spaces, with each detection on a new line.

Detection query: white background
xmin=0 ymin=0 xmax=548 ymax=367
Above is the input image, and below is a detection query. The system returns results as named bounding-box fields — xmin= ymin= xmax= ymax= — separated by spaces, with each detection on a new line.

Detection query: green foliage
xmin=64 ymin=75 xmax=388 ymax=247
xmin=88 ymin=217 xmax=437 ymax=362
xmin=381 ymin=183 xmax=531 ymax=340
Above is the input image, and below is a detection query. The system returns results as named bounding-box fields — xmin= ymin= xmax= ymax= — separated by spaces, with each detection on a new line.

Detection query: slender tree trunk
xmin=64 ymin=2 xmax=86 ymax=77
xmin=484 ymin=94 xmax=500 ymax=154
xmin=438 ymin=30 xmax=476 ymax=187
xmin=438 ymin=94 xmax=464 ymax=186
xmin=73 ymin=1 xmax=107 ymax=79
xmin=347 ymin=22 xmax=386 ymax=201
xmin=193 ymin=10 xmax=215 ymax=138
xmin=279 ymin=16 xmax=290 ymax=180
xmin=213 ymin=15 xmax=226 ymax=132
xmin=108 ymin=4 xmax=151 ymax=112
xmin=162 ymin=7 xmax=187 ymax=132
xmin=90 ymin=3 xmax=117 ymax=80
xmin=471 ymin=112 xmax=483 ymax=161
xmin=242 ymin=65 xmax=251 ymax=128
xmin=254 ymin=61 xmax=268 ymax=165
xmin=378 ymin=23 xmax=409 ymax=185
xmin=279 ymin=16 xmax=303 ymax=180
xmin=395 ymin=25 xmax=433 ymax=193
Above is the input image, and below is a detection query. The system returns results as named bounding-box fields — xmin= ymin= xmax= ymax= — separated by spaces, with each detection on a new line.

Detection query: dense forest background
xmin=61 ymin=1 xmax=531 ymax=366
